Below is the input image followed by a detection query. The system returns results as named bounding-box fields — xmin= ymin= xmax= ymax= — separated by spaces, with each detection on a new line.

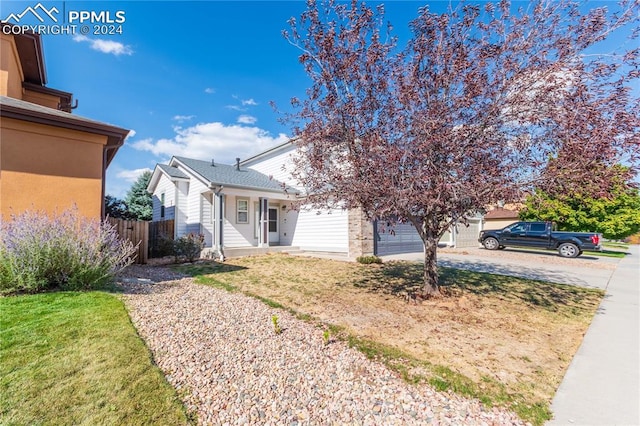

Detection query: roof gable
xmin=171 ymin=156 xmax=297 ymax=194
xmin=147 ymin=163 xmax=191 ymax=193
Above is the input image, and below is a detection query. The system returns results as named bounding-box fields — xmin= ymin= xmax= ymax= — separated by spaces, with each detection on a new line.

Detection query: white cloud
xmin=173 ymin=115 xmax=195 ymax=122
xmin=127 ymin=137 xmax=152 ymax=149
xmin=204 ymin=87 xmax=216 ymax=94
xmin=241 ymin=98 xmax=258 ymax=106
xmin=73 ymin=35 xmax=133 ymax=56
xmin=226 ymin=105 xmax=246 ymax=112
xmin=124 ymin=129 xmax=136 ymax=141
xmin=237 ymin=115 xmax=257 ymax=124
xmin=131 ymin=122 xmax=289 ymax=164
xmin=116 ymin=168 xmax=153 ymax=183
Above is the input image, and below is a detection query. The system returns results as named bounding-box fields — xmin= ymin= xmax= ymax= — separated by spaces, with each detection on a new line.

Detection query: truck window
xmin=530 ymin=223 xmax=546 ymax=233
xmin=509 ymin=223 xmax=526 ymax=233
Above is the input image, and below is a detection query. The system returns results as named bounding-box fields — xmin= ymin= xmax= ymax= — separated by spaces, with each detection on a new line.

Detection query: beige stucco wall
xmin=0 ymin=35 xmax=24 ymax=99
xmin=0 ymin=117 xmax=107 ymax=218
xmin=484 ymin=218 xmax=519 ymax=230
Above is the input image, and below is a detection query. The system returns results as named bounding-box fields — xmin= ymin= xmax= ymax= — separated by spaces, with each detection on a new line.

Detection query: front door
xmin=268 ymin=207 xmax=279 ymax=244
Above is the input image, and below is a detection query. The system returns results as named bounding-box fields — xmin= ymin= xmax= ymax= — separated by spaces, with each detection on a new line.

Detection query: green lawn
xmin=589 ymin=249 xmax=627 ymax=258
xmin=601 ymin=241 xmax=630 ymax=249
xmin=0 ymin=291 xmax=190 ymax=425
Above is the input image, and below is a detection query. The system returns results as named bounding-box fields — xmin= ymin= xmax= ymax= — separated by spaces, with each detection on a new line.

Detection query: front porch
xmin=197 ymin=187 xmax=298 ymax=256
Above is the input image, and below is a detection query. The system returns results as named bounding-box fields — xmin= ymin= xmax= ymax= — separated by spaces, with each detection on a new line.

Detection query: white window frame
xmin=236 ymin=198 xmax=249 ymax=224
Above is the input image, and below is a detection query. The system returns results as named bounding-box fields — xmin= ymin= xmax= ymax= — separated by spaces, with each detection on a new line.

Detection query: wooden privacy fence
xmin=108 ymin=218 xmax=149 ymax=264
xmin=149 ymin=219 xmax=175 ymax=258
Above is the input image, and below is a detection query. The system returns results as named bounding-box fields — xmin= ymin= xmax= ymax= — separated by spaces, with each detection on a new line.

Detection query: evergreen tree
xmin=124 ymin=171 xmax=153 ymax=221
xmin=104 ymin=195 xmax=131 ymax=219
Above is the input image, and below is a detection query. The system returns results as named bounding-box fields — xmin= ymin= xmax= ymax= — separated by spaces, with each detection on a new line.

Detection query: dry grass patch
xmin=175 ymin=253 xmax=602 ymax=425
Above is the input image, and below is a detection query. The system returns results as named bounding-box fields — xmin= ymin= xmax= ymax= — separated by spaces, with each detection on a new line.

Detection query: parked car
xmin=478 ymin=221 xmax=601 ymax=258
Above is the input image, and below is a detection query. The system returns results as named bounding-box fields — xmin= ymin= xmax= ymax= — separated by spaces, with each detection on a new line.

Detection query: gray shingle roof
xmin=174 ymin=156 xmax=297 ymax=194
xmin=158 ymin=163 xmax=189 ymax=180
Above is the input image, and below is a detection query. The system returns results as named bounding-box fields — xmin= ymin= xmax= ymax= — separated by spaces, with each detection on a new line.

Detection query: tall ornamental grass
xmin=0 ymin=208 xmax=136 ymax=294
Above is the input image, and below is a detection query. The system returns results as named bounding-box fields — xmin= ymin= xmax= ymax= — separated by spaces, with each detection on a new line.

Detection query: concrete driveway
xmin=382 ymin=246 xmax=620 ymax=290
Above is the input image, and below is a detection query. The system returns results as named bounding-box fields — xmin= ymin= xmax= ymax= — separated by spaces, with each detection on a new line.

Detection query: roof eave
xmin=240 ymin=138 xmax=297 ymax=165
xmin=0 ymin=100 xmax=129 ymax=168
xmin=214 ymin=183 xmax=299 ymax=195
xmin=10 ymin=25 xmax=47 ymax=85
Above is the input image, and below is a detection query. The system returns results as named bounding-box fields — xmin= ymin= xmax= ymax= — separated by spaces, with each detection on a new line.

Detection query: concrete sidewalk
xmin=549 ymin=245 xmax=639 ymax=425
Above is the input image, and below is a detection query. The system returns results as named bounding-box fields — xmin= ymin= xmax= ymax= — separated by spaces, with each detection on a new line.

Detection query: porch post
xmin=259 ymin=197 xmax=269 ymax=248
xmin=217 ymin=194 xmax=225 ymax=251
xmin=212 ymin=194 xmax=219 ymax=251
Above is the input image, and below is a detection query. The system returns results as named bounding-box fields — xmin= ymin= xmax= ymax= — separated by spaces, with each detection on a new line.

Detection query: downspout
xmin=101 ymin=148 xmax=107 ymax=219
xmin=102 ymin=135 xmax=125 ymax=218
xmin=101 ymin=146 xmax=119 ymax=219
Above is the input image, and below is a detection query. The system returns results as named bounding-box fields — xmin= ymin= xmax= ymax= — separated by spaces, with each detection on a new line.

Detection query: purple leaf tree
xmin=283 ymin=0 xmax=640 ymax=296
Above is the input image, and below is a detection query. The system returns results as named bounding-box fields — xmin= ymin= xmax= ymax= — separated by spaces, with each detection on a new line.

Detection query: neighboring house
xmin=483 ymin=207 xmax=521 ymax=230
xmin=0 ymin=24 xmax=129 ymax=219
xmin=148 ymin=141 xmax=483 ymax=258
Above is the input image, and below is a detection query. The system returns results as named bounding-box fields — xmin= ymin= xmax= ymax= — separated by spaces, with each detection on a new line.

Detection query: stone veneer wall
xmin=348 ymin=207 xmax=374 ymax=258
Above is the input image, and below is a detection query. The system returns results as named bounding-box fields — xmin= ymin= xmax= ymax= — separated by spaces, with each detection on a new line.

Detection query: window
xmin=268 ymin=208 xmax=277 ymax=232
xmin=530 ymin=223 xmax=546 ymax=233
xmin=160 ymin=193 xmax=165 ymax=218
xmin=509 ymin=223 xmax=526 ymax=233
xmin=237 ymin=199 xmax=249 ymax=223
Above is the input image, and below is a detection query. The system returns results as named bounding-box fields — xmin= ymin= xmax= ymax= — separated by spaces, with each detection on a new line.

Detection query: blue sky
xmin=2 ymin=0 xmax=435 ymax=197
xmin=1 ymin=1 xmax=635 ymax=197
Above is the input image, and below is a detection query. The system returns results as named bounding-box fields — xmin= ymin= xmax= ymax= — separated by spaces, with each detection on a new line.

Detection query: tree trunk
xmin=408 ymin=215 xmax=442 ymax=297
xmin=421 ymin=236 xmax=440 ymax=297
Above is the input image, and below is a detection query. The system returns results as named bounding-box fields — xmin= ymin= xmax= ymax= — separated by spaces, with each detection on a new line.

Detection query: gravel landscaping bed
xmin=119 ymin=267 xmax=525 ymax=425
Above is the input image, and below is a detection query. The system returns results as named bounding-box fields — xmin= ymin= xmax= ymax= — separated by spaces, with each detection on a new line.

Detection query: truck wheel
xmin=558 ymin=243 xmax=580 ymax=258
xmin=483 ymin=237 xmax=500 ymax=250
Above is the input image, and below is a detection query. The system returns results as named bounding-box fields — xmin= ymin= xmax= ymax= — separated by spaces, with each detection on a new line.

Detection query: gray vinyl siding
xmin=152 ymin=174 xmax=176 ymax=222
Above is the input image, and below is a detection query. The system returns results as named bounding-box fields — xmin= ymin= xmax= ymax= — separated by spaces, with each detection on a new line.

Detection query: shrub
xmin=0 ymin=208 xmax=136 ymax=294
xmin=151 ymin=233 xmax=175 ymax=258
xmin=625 ymin=232 xmax=640 ymax=245
xmin=173 ymin=233 xmax=205 ymax=262
xmin=356 ymin=255 xmax=383 ymax=264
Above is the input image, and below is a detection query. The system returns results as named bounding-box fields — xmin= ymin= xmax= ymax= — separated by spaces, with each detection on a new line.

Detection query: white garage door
xmin=452 ymin=218 xmax=482 ymax=248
